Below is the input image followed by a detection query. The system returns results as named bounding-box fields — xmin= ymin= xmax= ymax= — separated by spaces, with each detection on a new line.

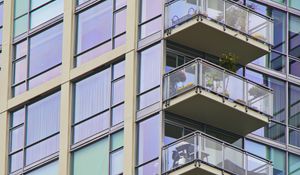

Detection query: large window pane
xmin=76 ymin=1 xmax=113 ymax=54
xmin=289 ymin=84 xmax=300 ymax=128
xmin=289 ymin=58 xmax=300 ymax=78
xmin=137 ymin=114 xmax=160 ymax=165
xmin=289 ymin=153 xmax=300 ymax=175
xmin=26 ymin=92 xmax=60 ymax=145
xmin=139 ymin=44 xmax=161 ymax=93
xmin=245 ymin=140 xmax=286 ymax=175
xmin=140 ymin=0 xmax=162 ymax=22
xmin=29 ymin=23 xmax=63 ymax=77
xmin=26 ymin=161 xmax=59 ymax=175
xmin=289 ymin=128 xmax=300 ymax=147
xmin=30 ymin=0 xmax=64 ymax=29
xmin=74 ymin=68 xmax=110 ymax=123
xmin=289 ymin=0 xmax=300 ymax=10
xmin=253 ymin=121 xmax=286 ymax=144
xmin=72 ymin=138 xmax=109 ymax=175
xmin=289 ymin=15 xmax=300 ymax=59
xmin=110 ymin=149 xmax=124 ymax=175
xmin=14 ymin=0 xmax=28 ymax=18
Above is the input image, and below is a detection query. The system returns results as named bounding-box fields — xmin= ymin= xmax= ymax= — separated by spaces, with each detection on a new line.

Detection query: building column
xmin=59 ymin=0 xmax=75 ymax=174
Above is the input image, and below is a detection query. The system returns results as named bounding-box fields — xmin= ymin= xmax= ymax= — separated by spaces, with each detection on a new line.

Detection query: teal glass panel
xmin=14 ymin=0 xmax=28 ymax=18
xmin=289 ymin=0 xmax=300 ymax=10
xmin=26 ymin=161 xmax=59 ymax=175
xmin=271 ymin=0 xmax=285 ymax=4
xmin=73 ymin=138 xmax=109 ymax=175
xmin=14 ymin=15 xmax=28 ymax=37
xmin=289 ymin=153 xmax=300 ymax=175
xmin=111 ymin=130 xmax=124 ymax=151
xmin=30 ymin=0 xmax=64 ymax=29
xmin=31 ymin=0 xmax=51 ymax=10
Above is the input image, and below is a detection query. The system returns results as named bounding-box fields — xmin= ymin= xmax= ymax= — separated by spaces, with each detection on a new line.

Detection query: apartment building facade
xmin=0 ymin=0 xmax=299 ymax=175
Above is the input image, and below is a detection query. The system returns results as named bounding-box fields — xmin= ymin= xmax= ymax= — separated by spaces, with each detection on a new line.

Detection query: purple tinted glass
xmin=76 ymin=1 xmax=113 ymax=54
xmin=15 ymin=41 xmax=27 ymax=60
xmin=116 ymin=0 xmax=126 ymax=10
xmin=140 ymin=0 xmax=162 ymax=22
xmin=13 ymin=58 xmax=27 ymax=84
xmin=114 ymin=9 xmax=126 ymax=36
xmin=76 ymin=41 xmax=112 ymax=66
xmin=289 ymin=59 xmax=300 ymax=78
xmin=140 ymin=17 xmax=162 ymax=39
xmin=138 ymin=114 xmax=160 ymax=165
xmin=13 ymin=83 xmax=26 ymax=96
xmin=114 ymin=34 xmax=126 ymax=48
xmin=29 ymin=23 xmax=63 ymax=77
xmin=28 ymin=65 xmax=61 ymax=89
xmin=112 ymin=104 xmax=124 ymax=126
xmin=137 ymin=159 xmax=159 ymax=175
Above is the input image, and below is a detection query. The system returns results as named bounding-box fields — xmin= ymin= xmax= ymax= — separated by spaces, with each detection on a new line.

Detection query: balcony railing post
xmin=222 ymin=143 xmax=225 ymax=170
xmin=245 ymin=80 xmax=249 ymax=106
xmin=223 ymin=0 xmax=226 ymax=25
xmin=223 ymin=70 xmax=226 ymax=96
xmin=199 ymin=60 xmax=202 ymax=87
xmin=246 ymin=9 xmax=249 ymax=35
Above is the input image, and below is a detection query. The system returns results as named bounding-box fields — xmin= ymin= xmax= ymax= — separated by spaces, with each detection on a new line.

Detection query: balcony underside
xmin=165 ymin=17 xmax=270 ymax=66
xmin=164 ymin=88 xmax=269 ymax=136
xmin=168 ymin=162 xmax=231 ymax=175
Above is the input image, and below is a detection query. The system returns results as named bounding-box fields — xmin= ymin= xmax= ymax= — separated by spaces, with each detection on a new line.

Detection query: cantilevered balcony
xmin=162 ymin=131 xmax=273 ymax=175
xmin=163 ymin=58 xmax=273 ymax=136
xmin=164 ymin=0 xmax=274 ymax=65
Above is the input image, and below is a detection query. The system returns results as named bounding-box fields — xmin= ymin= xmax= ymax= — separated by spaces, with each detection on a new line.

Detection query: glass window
xmin=139 ymin=0 xmax=162 ymax=39
xmin=137 ymin=114 xmax=160 ymax=171
xmin=289 ymin=0 xmax=300 ymax=10
xmin=73 ymin=137 xmax=109 ymax=175
xmin=12 ymin=23 xmax=63 ymax=97
xmin=13 ymin=0 xmax=64 ymax=37
xmin=289 ymin=84 xmax=300 ymax=128
xmin=245 ymin=140 xmax=286 ymax=175
xmin=289 ymin=153 xmax=300 ymax=175
xmin=75 ymin=0 xmax=127 ymax=66
xmin=289 ymin=15 xmax=300 ymax=59
xmin=246 ymin=69 xmax=286 ymax=123
xmin=72 ymin=131 xmax=124 ymax=175
xmin=253 ymin=121 xmax=286 ymax=144
xmin=137 ymin=159 xmax=159 ymax=175
xmin=26 ymin=161 xmax=59 ymax=175
xmin=9 ymin=92 xmax=61 ymax=173
xmin=252 ymin=51 xmax=286 ymax=73
xmin=73 ymin=60 xmax=125 ymax=144
xmin=139 ymin=44 xmax=161 ymax=91
xmin=272 ymin=0 xmax=285 ymax=4
xmin=289 ymin=128 xmax=300 ymax=147
xmin=289 ymin=58 xmax=300 ymax=78
xmin=164 ymin=123 xmax=183 ymax=145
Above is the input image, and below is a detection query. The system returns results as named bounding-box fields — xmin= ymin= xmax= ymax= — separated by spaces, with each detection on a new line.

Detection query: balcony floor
xmin=165 ymin=16 xmax=270 ymax=66
xmin=164 ymin=88 xmax=269 ymax=136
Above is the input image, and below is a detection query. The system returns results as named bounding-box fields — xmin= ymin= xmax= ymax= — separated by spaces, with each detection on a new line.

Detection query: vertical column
xmin=123 ymin=51 xmax=137 ymax=175
xmin=0 ymin=112 xmax=9 ymax=175
xmin=59 ymin=0 xmax=75 ymax=174
xmin=125 ymin=0 xmax=138 ymax=52
xmin=0 ymin=0 xmax=13 ymax=112
xmin=0 ymin=0 xmax=14 ymax=174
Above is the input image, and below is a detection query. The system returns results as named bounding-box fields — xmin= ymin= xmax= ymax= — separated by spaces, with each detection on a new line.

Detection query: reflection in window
xmin=289 ymin=58 xmax=300 ymax=78
xmin=289 ymin=128 xmax=300 ymax=148
xmin=13 ymin=0 xmax=64 ymax=37
xmin=75 ymin=0 xmax=127 ymax=66
xmin=12 ymin=23 xmax=63 ymax=97
xmin=72 ymin=130 xmax=124 ymax=175
xmin=289 ymin=0 xmax=300 ymax=10
xmin=288 ymin=153 xmax=300 ymax=175
xmin=253 ymin=121 xmax=286 ymax=144
xmin=289 ymin=15 xmax=300 ymax=59
xmin=139 ymin=0 xmax=162 ymax=39
xmin=26 ymin=161 xmax=59 ymax=175
xmin=137 ymin=114 xmax=160 ymax=175
xmin=289 ymin=84 xmax=300 ymax=128
xmin=73 ymin=60 xmax=125 ymax=144
xmin=138 ymin=43 xmax=161 ymax=110
xmin=245 ymin=139 xmax=286 ymax=175
xmin=246 ymin=69 xmax=286 ymax=123
xmin=9 ymin=92 xmax=61 ymax=173
xmin=250 ymin=52 xmax=286 ymax=73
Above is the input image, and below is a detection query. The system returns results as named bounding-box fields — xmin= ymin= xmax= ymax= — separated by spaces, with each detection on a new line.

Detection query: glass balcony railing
xmin=162 ymin=131 xmax=273 ymax=175
xmin=163 ymin=58 xmax=274 ymax=116
xmin=165 ymin=0 xmax=274 ymax=45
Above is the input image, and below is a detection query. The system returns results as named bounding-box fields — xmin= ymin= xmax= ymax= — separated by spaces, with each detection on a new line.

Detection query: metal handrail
xmin=164 ymin=58 xmax=273 ymax=92
xmin=164 ymin=0 xmax=274 ymax=45
xmin=162 ymin=131 xmax=273 ymax=174
xmin=165 ymin=0 xmax=273 ymax=22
